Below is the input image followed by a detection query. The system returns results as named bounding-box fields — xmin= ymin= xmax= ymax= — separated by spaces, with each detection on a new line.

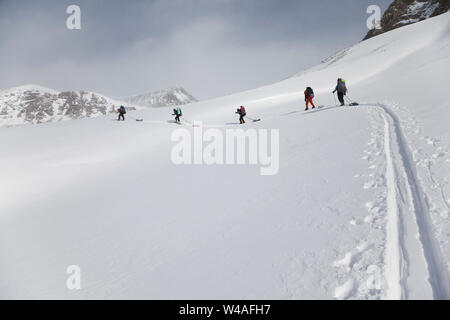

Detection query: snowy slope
xmin=0 ymin=85 xmax=140 ymax=127
xmin=0 ymin=12 xmax=449 ymax=300
xmin=120 ymin=86 xmax=197 ymax=108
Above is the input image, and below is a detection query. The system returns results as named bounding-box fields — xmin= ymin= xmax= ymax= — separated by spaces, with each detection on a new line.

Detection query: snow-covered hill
xmin=121 ymin=86 xmax=197 ymax=108
xmin=0 ymin=12 xmax=449 ymax=300
xmin=0 ymin=85 xmax=138 ymax=127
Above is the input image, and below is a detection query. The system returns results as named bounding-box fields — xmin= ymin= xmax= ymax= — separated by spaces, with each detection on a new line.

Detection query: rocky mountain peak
xmin=121 ymin=86 xmax=197 ymax=108
xmin=364 ymin=0 xmax=450 ymax=40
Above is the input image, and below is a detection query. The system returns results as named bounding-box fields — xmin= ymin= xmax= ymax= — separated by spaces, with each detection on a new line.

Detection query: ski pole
xmin=344 ymin=95 xmax=354 ymax=104
xmin=344 ymin=95 xmax=359 ymax=106
xmin=247 ymin=116 xmax=261 ymax=122
xmin=347 ymin=95 xmax=357 ymax=103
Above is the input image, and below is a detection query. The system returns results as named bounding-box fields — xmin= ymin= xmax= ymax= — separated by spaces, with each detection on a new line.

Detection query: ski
xmin=304 ymin=106 xmax=325 ymax=112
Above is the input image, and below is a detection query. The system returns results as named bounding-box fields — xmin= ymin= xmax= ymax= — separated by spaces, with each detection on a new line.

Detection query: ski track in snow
xmin=332 ymin=103 xmax=450 ymax=300
xmin=379 ymin=110 xmax=404 ymax=299
xmin=366 ymin=104 xmax=450 ymax=299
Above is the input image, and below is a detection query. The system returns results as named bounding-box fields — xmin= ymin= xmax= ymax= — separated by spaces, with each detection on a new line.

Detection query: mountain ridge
xmin=364 ymin=0 xmax=450 ymax=40
xmin=120 ymin=86 xmax=197 ymax=108
xmin=0 ymin=84 xmax=137 ymax=127
xmin=0 ymin=84 xmax=196 ymax=127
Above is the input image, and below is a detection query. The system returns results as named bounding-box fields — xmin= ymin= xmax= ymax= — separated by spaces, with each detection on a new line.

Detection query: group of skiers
xmin=303 ymin=78 xmax=348 ymax=111
xmin=117 ymin=105 xmax=184 ymax=123
xmin=235 ymin=78 xmax=349 ymax=122
xmin=172 ymin=105 xmax=246 ymax=124
xmin=116 ymin=78 xmax=350 ymax=123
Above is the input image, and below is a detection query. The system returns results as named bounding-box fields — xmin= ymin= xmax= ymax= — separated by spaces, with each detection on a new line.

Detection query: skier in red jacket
xmin=304 ymin=87 xmax=315 ymax=111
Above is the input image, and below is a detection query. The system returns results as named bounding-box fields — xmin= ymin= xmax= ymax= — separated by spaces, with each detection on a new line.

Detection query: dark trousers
xmin=175 ymin=115 xmax=180 ymax=122
xmin=118 ymin=113 xmax=125 ymax=121
xmin=239 ymin=114 xmax=246 ymax=124
xmin=337 ymin=93 xmax=345 ymax=106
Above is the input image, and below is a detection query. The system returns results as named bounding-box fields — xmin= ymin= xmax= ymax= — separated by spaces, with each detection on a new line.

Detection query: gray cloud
xmin=0 ymin=0 xmax=392 ymax=99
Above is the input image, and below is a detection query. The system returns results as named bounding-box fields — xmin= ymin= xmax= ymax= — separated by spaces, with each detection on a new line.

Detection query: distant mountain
xmin=364 ymin=0 xmax=450 ymax=40
xmin=121 ymin=86 xmax=197 ymax=108
xmin=0 ymin=85 xmax=136 ymax=127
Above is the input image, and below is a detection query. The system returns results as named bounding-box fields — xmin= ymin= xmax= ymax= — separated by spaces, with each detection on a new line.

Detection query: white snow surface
xmin=0 ymin=12 xmax=449 ymax=299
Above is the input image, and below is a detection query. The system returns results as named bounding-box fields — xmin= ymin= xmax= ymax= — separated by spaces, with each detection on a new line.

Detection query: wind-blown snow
xmin=0 ymin=12 xmax=449 ymax=299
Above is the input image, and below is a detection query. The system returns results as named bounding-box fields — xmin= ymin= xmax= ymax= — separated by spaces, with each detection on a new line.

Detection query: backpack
xmin=306 ymin=87 xmax=314 ymax=97
xmin=240 ymin=106 xmax=246 ymax=115
xmin=120 ymin=106 xmax=126 ymax=114
xmin=337 ymin=80 xmax=347 ymax=93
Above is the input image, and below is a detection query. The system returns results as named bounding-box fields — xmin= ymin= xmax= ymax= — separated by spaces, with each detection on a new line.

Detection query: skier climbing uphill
xmin=236 ymin=106 xmax=246 ymax=124
xmin=117 ymin=105 xmax=126 ymax=121
xmin=173 ymin=107 xmax=183 ymax=123
xmin=333 ymin=78 xmax=347 ymax=106
xmin=304 ymin=87 xmax=315 ymax=111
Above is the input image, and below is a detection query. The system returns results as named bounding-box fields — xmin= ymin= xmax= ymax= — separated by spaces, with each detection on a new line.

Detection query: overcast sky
xmin=0 ymin=0 xmax=392 ymax=99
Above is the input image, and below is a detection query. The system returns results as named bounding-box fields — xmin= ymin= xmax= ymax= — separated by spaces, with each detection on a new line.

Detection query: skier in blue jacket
xmin=333 ymin=78 xmax=348 ymax=106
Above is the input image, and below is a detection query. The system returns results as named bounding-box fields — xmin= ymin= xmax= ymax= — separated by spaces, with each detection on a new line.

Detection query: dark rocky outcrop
xmin=364 ymin=0 xmax=450 ymax=40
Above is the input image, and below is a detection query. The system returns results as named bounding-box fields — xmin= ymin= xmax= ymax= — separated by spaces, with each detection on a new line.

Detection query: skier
xmin=236 ymin=106 xmax=246 ymax=124
xmin=117 ymin=105 xmax=126 ymax=121
xmin=304 ymin=87 xmax=316 ymax=111
xmin=173 ymin=107 xmax=182 ymax=123
xmin=333 ymin=78 xmax=347 ymax=106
